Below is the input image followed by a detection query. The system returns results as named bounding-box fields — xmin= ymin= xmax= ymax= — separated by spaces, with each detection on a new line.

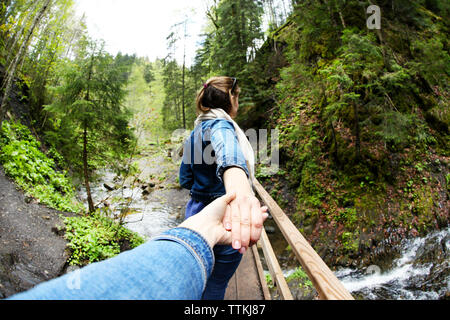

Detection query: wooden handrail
xmin=259 ymin=228 xmax=293 ymax=300
xmin=251 ymin=245 xmax=272 ymax=300
xmin=253 ymin=178 xmax=354 ymax=300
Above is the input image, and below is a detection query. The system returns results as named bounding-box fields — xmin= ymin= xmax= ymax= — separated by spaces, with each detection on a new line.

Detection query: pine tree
xmin=44 ymin=38 xmax=135 ymax=213
xmin=200 ymin=0 xmax=264 ymax=82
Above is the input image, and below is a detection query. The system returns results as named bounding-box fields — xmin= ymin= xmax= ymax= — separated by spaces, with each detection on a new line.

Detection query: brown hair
xmin=195 ymin=76 xmax=240 ymax=115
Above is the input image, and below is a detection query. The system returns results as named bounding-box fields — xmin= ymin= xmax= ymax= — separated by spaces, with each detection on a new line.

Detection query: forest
xmin=0 ymin=0 xmax=448 ymax=300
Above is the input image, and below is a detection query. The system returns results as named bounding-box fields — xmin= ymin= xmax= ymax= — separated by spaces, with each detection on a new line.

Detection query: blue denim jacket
xmin=179 ymin=119 xmax=249 ymax=204
xmin=8 ymin=228 xmax=214 ymax=300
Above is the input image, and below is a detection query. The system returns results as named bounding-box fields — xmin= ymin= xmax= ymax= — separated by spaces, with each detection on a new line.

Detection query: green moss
xmin=341 ymin=231 xmax=359 ymax=253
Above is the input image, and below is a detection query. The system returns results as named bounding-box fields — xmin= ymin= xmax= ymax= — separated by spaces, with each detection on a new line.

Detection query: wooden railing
xmin=252 ymin=178 xmax=354 ymax=300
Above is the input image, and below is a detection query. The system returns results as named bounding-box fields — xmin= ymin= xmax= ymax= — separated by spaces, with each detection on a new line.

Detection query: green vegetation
xmin=0 ymin=120 xmax=82 ymax=212
xmin=265 ymin=273 xmax=274 ymax=289
xmin=286 ymin=267 xmax=313 ymax=290
xmin=63 ymin=211 xmax=144 ymax=266
xmin=0 ymin=0 xmax=146 ymax=268
xmin=44 ymin=38 xmax=136 ymax=213
xmin=1 ymin=0 xmax=448 ymax=270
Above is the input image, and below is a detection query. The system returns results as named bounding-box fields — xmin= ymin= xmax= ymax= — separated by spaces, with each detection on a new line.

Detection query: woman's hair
xmin=196 ymin=76 xmax=240 ymax=114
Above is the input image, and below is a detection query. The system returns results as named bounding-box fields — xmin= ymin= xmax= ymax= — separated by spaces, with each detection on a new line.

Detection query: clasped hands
xmin=180 ymin=192 xmax=268 ymax=252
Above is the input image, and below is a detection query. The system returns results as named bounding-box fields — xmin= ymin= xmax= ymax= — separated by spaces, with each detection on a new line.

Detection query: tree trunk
xmin=5 ymin=1 xmax=39 ymax=65
xmin=353 ymin=102 xmax=361 ymax=163
xmin=83 ymin=123 xmax=95 ymax=213
xmin=330 ymin=120 xmax=340 ymax=166
xmin=181 ymin=21 xmax=187 ymax=129
xmin=0 ymin=0 xmax=52 ymax=129
xmin=84 ymin=48 xmax=96 ymax=213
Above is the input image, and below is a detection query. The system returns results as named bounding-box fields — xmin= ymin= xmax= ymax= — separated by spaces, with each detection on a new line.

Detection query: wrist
xmin=179 ymin=214 xmax=219 ymax=248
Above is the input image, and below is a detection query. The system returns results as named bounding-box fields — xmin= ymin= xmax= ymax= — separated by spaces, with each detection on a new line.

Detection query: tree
xmin=208 ymin=0 xmax=264 ymax=79
xmin=142 ymin=63 xmax=155 ymax=84
xmin=0 ymin=0 xmax=53 ymax=129
xmin=23 ymin=0 xmax=78 ymax=121
xmin=44 ymin=38 xmax=135 ymax=213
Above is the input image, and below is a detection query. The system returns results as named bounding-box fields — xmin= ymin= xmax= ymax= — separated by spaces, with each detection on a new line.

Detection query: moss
xmin=341 ymin=231 xmax=359 ymax=253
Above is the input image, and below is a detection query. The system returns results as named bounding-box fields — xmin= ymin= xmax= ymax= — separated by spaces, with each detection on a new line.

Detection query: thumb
xmin=222 ymin=192 xmax=236 ymax=205
xmin=204 ymin=192 xmax=236 ymax=222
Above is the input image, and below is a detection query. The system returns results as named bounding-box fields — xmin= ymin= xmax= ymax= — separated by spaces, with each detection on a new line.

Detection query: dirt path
xmin=0 ymin=166 xmax=74 ymax=298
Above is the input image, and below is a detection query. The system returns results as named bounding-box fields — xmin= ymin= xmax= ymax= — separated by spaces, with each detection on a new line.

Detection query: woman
xmin=179 ymin=76 xmax=263 ymax=300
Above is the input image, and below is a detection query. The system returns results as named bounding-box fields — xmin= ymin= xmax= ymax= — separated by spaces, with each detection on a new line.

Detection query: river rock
xmin=265 ymin=226 xmax=276 ymax=234
xmin=103 ymin=183 xmax=114 ymax=191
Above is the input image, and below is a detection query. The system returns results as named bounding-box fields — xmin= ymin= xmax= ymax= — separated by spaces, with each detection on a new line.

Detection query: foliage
xmin=286 ymin=266 xmax=313 ymax=290
xmin=192 ymin=0 xmax=265 ymax=103
xmin=63 ymin=210 xmax=144 ymax=266
xmin=0 ymin=120 xmax=82 ymax=212
xmin=265 ymin=273 xmax=274 ymax=289
xmin=249 ymin=0 xmax=449 ymax=264
xmin=44 ymin=37 xmax=136 ymax=211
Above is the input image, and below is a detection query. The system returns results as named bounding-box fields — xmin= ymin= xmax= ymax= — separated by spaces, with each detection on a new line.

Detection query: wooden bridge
xmin=225 ymin=179 xmax=354 ymax=300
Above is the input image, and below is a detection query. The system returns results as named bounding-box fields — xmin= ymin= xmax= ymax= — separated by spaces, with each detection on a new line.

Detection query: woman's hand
xmin=180 ymin=193 xmax=268 ymax=249
xmin=223 ymin=194 xmax=267 ymax=254
xmin=222 ymin=167 xmax=267 ymax=254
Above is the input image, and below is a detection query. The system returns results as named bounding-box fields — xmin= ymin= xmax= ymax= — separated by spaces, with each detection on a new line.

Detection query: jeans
xmin=7 ymin=228 xmax=214 ymax=300
xmin=186 ymin=198 xmax=242 ymax=300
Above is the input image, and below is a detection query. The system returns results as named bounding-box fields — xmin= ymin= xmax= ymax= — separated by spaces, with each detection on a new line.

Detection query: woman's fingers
xmin=230 ymin=200 xmax=241 ymax=250
xmin=221 ymin=193 xmax=235 ymax=231
xmin=250 ymin=198 xmax=263 ymax=246
xmin=229 ymin=196 xmax=269 ymax=253
xmin=239 ymin=198 xmax=252 ymax=249
xmin=223 ymin=204 xmax=232 ymax=231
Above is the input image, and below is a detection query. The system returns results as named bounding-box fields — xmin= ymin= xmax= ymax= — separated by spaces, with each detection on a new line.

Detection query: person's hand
xmin=222 ymin=194 xmax=267 ymax=254
xmin=179 ymin=193 xmax=268 ymax=249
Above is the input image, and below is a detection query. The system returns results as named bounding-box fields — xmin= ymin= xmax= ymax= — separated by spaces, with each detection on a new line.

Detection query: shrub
xmin=0 ymin=120 xmax=82 ymax=212
xmin=63 ymin=211 xmax=145 ymax=266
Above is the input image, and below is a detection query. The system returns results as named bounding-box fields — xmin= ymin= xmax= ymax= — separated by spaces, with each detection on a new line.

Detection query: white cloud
xmin=74 ymin=0 xmax=207 ymax=65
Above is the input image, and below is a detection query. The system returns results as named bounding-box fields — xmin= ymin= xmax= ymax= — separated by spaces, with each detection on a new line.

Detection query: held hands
xmin=222 ymin=194 xmax=267 ymax=254
xmin=179 ymin=193 xmax=268 ymax=250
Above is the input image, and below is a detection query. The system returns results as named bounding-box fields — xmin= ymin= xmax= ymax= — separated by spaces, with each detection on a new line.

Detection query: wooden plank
xmin=225 ymin=249 xmax=264 ymax=300
xmin=224 ymin=272 xmax=238 ymax=300
xmin=253 ymin=178 xmax=354 ymax=300
xmin=252 ymin=245 xmax=271 ymax=300
xmin=260 ymin=228 xmax=293 ymax=300
xmin=235 ymin=249 xmax=264 ymax=300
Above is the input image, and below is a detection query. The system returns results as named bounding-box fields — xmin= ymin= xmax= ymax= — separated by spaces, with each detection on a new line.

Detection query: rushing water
xmin=266 ymin=217 xmax=449 ymax=300
xmin=76 ymin=169 xmax=179 ymax=240
xmin=335 ymin=227 xmax=449 ymax=300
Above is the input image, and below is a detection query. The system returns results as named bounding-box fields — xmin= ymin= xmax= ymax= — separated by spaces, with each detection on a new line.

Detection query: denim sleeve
xmin=209 ymin=119 xmax=249 ymax=182
xmin=7 ymin=228 xmax=214 ymax=300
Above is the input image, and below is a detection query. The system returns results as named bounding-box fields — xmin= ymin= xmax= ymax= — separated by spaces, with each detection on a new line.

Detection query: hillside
xmin=241 ymin=1 xmax=449 ymax=267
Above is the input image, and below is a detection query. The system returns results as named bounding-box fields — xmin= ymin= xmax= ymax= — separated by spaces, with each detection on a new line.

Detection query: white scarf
xmin=195 ymin=108 xmax=255 ymax=189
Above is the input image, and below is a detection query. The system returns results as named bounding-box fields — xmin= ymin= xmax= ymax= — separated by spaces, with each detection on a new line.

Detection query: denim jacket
xmin=179 ymin=119 xmax=249 ymax=204
xmin=8 ymin=228 xmax=214 ymax=300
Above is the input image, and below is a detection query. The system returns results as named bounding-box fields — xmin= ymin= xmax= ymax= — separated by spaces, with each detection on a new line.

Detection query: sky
xmin=74 ymin=0 xmax=208 ymax=65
